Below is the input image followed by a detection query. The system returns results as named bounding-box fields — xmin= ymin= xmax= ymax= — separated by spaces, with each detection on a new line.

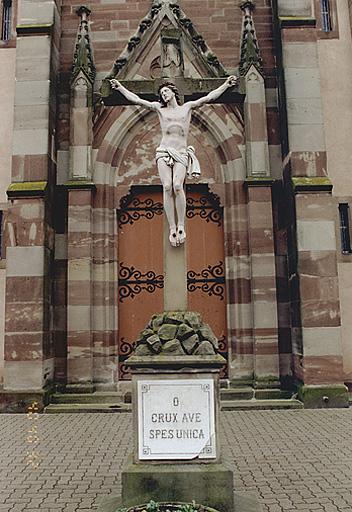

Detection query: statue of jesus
xmin=110 ymin=76 xmax=238 ymax=247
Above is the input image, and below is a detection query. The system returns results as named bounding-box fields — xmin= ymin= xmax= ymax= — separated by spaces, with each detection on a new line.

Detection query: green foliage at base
xmin=117 ymin=501 xmax=216 ymax=512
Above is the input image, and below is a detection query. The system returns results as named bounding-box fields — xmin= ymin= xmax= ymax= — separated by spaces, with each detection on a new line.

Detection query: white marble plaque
xmin=137 ymin=379 xmax=216 ymax=460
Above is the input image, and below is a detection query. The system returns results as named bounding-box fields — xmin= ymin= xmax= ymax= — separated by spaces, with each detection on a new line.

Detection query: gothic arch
xmin=91 ymin=104 xmax=250 ymax=381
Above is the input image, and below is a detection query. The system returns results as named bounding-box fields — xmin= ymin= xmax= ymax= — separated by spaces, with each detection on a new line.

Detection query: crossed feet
xmin=169 ymin=225 xmax=186 ymax=247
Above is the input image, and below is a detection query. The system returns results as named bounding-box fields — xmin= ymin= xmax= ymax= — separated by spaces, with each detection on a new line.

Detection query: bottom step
xmin=221 ymin=399 xmax=303 ymax=411
xmin=45 ymin=403 xmax=132 ymax=413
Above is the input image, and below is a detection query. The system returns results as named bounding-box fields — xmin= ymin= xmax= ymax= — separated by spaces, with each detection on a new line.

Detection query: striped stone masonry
xmin=247 ymin=182 xmax=280 ymax=384
xmin=66 ymin=186 xmax=94 ymax=388
xmin=53 ymin=233 xmax=67 ymax=386
xmin=295 ymin=189 xmax=344 ymax=385
xmin=4 ymin=199 xmax=53 ymax=391
xmin=281 ymin=19 xmax=327 ymax=177
xmin=2 ymin=0 xmax=60 ymax=399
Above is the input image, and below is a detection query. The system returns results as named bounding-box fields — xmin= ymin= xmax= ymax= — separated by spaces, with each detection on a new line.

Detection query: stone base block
xmin=98 ymin=492 xmax=263 ymax=512
xmin=65 ymin=383 xmax=95 ymax=394
xmin=298 ymin=384 xmax=349 ymax=409
xmin=122 ymin=459 xmax=234 ymax=512
xmin=0 ymin=389 xmax=51 ymax=413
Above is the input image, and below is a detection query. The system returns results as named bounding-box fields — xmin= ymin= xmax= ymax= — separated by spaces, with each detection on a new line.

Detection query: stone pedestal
xmin=98 ymin=313 xmax=262 ymax=512
xmin=121 ymin=355 xmax=233 ymax=512
xmin=122 ymin=458 xmax=234 ymax=512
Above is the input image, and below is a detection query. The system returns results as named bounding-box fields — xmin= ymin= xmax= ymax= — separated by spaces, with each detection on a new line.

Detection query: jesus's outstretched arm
xmin=186 ymin=75 xmax=238 ymax=109
xmin=110 ymin=79 xmax=159 ymax=110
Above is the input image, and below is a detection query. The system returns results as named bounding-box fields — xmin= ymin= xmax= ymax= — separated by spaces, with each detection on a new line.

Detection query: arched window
xmin=320 ymin=0 xmax=332 ymax=32
xmin=1 ymin=0 xmax=12 ymax=41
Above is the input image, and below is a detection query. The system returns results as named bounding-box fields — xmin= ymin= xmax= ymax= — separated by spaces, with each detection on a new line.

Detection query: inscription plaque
xmin=137 ymin=379 xmax=216 ymax=460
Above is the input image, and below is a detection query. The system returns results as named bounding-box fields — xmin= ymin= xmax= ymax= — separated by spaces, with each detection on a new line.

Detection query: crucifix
xmin=101 ymin=21 xmax=244 ymax=309
xmin=101 ymin=28 xmax=242 ymax=248
xmin=109 ymin=75 xmax=237 ymax=246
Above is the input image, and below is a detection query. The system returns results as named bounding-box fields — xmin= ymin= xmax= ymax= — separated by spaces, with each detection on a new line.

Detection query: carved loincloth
xmin=155 ymin=146 xmax=201 ymax=178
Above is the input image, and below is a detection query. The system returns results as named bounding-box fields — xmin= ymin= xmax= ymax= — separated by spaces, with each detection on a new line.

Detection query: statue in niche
xmin=110 ymin=76 xmax=238 ymax=246
xmin=162 ymin=41 xmax=183 ymax=78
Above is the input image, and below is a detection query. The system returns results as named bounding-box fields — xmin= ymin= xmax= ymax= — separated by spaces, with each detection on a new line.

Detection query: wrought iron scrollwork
xmin=119 ymin=363 xmax=131 ymax=380
xmin=118 ymin=263 xmax=164 ymax=302
xmin=118 ymin=196 xmax=163 ymax=228
xmin=217 ymin=335 xmax=228 ymax=378
xmin=187 ymin=261 xmax=225 ymax=300
xmin=186 ymin=195 xmax=222 ymax=226
xmin=118 ymin=337 xmax=137 ymax=379
xmin=119 ymin=337 xmax=136 ymax=357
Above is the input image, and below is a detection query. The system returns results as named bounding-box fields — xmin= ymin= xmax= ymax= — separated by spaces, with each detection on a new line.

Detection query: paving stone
xmin=1 ymin=411 xmax=352 ymax=511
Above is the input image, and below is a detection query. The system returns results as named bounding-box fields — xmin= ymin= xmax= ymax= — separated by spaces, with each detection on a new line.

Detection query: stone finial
xmin=76 ymin=5 xmax=91 ymax=20
xmin=239 ymin=0 xmax=263 ymax=76
xmin=72 ymin=6 xmax=96 ymax=84
xmin=152 ymin=0 xmax=177 ymax=4
xmin=240 ymin=1 xmax=255 ymax=14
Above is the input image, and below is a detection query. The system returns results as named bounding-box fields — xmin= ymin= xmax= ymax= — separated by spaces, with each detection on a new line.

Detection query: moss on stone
xmin=64 ymin=180 xmax=96 ymax=189
xmin=7 ymin=181 xmax=48 ymax=198
xmin=298 ymin=384 xmax=349 ymax=409
xmin=7 ymin=181 xmax=47 ymax=192
xmin=278 ymin=17 xmax=315 ymax=21
xmin=291 ymin=177 xmax=332 ymax=188
xmin=16 ymin=23 xmax=53 ymax=29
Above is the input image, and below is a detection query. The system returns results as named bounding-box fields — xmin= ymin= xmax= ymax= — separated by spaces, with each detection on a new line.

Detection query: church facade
xmin=1 ymin=0 xmax=352 ymax=411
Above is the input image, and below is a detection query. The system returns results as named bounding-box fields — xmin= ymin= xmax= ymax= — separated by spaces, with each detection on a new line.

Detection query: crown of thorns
xmin=158 ymin=82 xmax=182 ymax=106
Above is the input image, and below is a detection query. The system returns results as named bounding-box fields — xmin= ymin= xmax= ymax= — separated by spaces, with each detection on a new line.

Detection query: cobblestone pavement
xmin=0 ymin=410 xmax=352 ymax=512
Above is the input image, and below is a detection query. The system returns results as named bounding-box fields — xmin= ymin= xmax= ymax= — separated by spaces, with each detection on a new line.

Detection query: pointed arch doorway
xmin=117 ymin=184 xmax=228 ymax=379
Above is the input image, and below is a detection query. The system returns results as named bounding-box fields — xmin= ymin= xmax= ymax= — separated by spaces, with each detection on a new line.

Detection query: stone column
xmin=246 ymin=181 xmax=280 ymax=387
xmin=294 ymin=181 xmax=348 ymax=407
xmin=63 ymin=6 xmax=97 ymax=391
xmin=278 ymin=12 xmax=348 ymax=406
xmin=243 ymin=59 xmax=280 ymax=386
xmin=66 ymin=184 xmax=95 ymax=391
xmin=0 ymin=0 xmax=60 ymax=411
xmin=65 ymin=7 xmax=96 ymax=391
xmin=3 ymin=191 xmax=52 ymax=402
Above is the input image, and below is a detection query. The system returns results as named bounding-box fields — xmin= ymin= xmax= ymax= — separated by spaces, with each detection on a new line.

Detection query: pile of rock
xmin=134 ymin=311 xmax=219 ymax=356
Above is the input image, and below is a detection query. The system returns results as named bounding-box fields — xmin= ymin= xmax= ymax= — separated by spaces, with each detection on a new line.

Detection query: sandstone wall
xmin=0 ymin=48 xmax=16 ymax=385
xmin=317 ymin=0 xmax=352 ymax=382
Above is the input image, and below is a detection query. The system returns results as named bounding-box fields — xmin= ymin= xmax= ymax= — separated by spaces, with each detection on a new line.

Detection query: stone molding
xmin=16 ymin=23 xmax=53 ymax=35
xmin=291 ymin=177 xmax=333 ymax=192
xmin=244 ymin=177 xmax=275 ymax=187
xmin=278 ymin=17 xmax=316 ymax=28
xmin=7 ymin=181 xmax=47 ymax=198
xmin=64 ymin=180 xmax=96 ymax=190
